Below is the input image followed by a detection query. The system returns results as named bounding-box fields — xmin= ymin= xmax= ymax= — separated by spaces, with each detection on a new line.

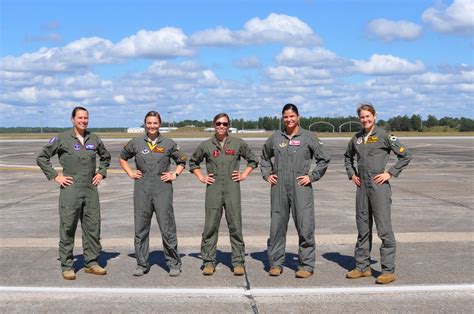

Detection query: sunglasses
xmin=215 ymin=122 xmax=229 ymax=127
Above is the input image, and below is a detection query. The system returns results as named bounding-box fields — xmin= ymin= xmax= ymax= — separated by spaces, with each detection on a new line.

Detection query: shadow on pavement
xmin=188 ymin=250 xmax=233 ymax=270
xmin=72 ymin=250 xmax=120 ymax=271
xmin=127 ymin=251 xmax=187 ymax=271
xmin=250 ymin=250 xmax=299 ymax=271
xmin=322 ymin=252 xmax=381 ymax=276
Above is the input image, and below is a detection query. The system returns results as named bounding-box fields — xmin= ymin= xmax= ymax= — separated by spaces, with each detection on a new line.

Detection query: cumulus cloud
xmin=422 ymin=0 xmax=474 ymax=35
xmin=354 ymin=54 xmax=425 ymax=75
xmin=0 ymin=37 xmax=115 ymax=73
xmin=275 ymin=47 xmax=351 ymax=68
xmin=367 ymin=18 xmax=422 ymax=41
xmin=112 ymin=27 xmax=193 ymax=58
xmin=189 ymin=13 xmax=321 ymax=47
xmin=233 ymin=56 xmax=261 ymax=69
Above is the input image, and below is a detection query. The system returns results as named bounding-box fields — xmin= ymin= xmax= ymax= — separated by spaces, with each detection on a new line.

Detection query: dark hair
xmin=357 ymin=103 xmax=376 ymax=117
xmin=282 ymin=103 xmax=299 ymax=116
xmin=71 ymin=106 xmax=88 ymax=118
xmin=144 ymin=111 xmax=162 ymax=124
xmin=213 ymin=112 xmax=230 ymax=125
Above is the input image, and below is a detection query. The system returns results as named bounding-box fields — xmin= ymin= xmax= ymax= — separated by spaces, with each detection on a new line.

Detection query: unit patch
xmin=279 ymin=142 xmax=287 ymax=148
xmin=142 ymin=148 xmax=150 ymax=154
xmin=73 ymin=144 xmax=81 ymax=150
xmin=367 ymin=136 xmax=378 ymax=143
xmin=356 ymin=137 xmax=363 ymax=145
xmin=225 ymin=149 xmax=235 ymax=155
xmin=212 ymin=149 xmax=220 ymax=157
xmin=289 ymin=140 xmax=301 ymax=146
xmin=390 ymin=135 xmax=397 ymax=141
xmin=399 ymin=147 xmax=405 ymax=153
xmin=85 ymin=144 xmax=96 ymax=150
xmin=153 ymin=146 xmax=165 ymax=153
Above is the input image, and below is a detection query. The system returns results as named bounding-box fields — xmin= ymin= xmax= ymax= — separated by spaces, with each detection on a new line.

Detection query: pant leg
xmin=223 ymin=191 xmax=245 ymax=267
xmin=268 ymin=183 xmax=290 ymax=269
xmin=153 ymin=181 xmax=181 ymax=270
xmin=293 ymin=183 xmax=315 ymax=272
xmin=354 ymin=184 xmax=373 ymax=271
xmin=58 ymin=186 xmax=80 ymax=271
xmin=201 ymin=203 xmax=224 ymax=267
xmin=134 ymin=184 xmax=153 ymax=270
xmin=370 ymin=183 xmax=396 ymax=273
xmin=81 ymin=185 xmax=102 ymax=268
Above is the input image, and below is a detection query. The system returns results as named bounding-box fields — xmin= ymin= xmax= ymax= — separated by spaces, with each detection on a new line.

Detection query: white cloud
xmin=266 ymin=65 xmax=331 ymax=80
xmin=233 ymin=56 xmax=261 ymax=69
xmin=189 ymin=13 xmax=321 ymax=47
xmin=19 ymin=87 xmax=38 ymax=103
xmin=0 ymin=37 xmax=115 ymax=73
xmin=422 ymin=0 xmax=474 ymax=35
xmin=114 ymin=95 xmax=126 ymax=104
xmin=367 ymin=18 xmax=422 ymax=41
xmin=275 ymin=47 xmax=351 ymax=68
xmin=112 ymin=27 xmax=193 ymax=58
xmin=354 ymin=54 xmax=425 ymax=75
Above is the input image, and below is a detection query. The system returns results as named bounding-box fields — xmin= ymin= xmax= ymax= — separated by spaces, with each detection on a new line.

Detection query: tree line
xmin=1 ymin=115 xmax=473 ymax=133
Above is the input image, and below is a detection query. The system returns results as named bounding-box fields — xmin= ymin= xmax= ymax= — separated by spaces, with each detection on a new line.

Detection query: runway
xmin=0 ymin=136 xmax=473 ymax=313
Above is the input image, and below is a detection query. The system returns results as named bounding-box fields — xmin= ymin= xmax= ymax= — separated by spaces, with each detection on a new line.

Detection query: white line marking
xmin=0 ymin=284 xmax=472 ymax=296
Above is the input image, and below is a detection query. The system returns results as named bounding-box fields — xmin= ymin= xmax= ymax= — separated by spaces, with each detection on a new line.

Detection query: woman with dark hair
xmin=260 ymin=104 xmax=330 ymax=278
xmin=37 ymin=106 xmax=111 ymax=280
xmin=120 ymin=111 xmax=186 ymax=277
xmin=344 ymin=103 xmax=411 ymax=284
xmin=189 ymin=113 xmax=258 ymax=276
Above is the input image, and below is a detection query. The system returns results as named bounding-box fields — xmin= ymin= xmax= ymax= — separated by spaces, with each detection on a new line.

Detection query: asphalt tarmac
xmin=0 ymin=136 xmax=473 ymax=313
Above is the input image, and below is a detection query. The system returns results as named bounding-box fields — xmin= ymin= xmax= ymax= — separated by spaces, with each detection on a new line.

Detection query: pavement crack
xmin=394 ymin=186 xmax=473 ymax=210
xmin=0 ymin=187 xmax=57 ymax=210
xmin=244 ymin=268 xmax=259 ymax=314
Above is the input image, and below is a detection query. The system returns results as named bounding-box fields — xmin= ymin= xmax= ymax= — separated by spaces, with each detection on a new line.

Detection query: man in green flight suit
xmin=189 ymin=113 xmax=258 ymax=276
xmin=37 ymin=106 xmax=111 ymax=280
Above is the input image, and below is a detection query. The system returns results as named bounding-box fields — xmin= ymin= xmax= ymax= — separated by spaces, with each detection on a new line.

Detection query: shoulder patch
xmin=47 ymin=137 xmax=58 ymax=145
xmin=390 ymin=135 xmax=397 ymax=141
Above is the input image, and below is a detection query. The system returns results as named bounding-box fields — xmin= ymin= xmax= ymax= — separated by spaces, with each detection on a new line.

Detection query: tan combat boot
xmin=376 ymin=273 xmax=396 ymax=284
xmin=268 ymin=266 xmax=282 ymax=276
xmin=202 ymin=265 xmax=215 ymax=276
xmin=295 ymin=269 xmax=313 ymax=278
xmin=345 ymin=268 xmax=372 ymax=279
xmin=84 ymin=265 xmax=107 ymax=275
xmin=233 ymin=266 xmax=245 ymax=276
xmin=62 ymin=269 xmax=76 ymax=280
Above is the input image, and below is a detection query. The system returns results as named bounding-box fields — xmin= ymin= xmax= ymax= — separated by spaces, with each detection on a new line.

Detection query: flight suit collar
xmin=211 ymin=134 xmax=232 ymax=148
xmin=68 ymin=128 xmax=90 ymax=142
xmin=144 ymin=133 xmax=163 ymax=144
xmin=280 ymin=127 xmax=302 ymax=140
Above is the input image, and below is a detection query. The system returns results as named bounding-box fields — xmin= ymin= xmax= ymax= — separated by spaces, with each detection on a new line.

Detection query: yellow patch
xmin=367 ymin=136 xmax=378 ymax=143
xmin=153 ymin=147 xmax=165 ymax=153
xmin=181 ymin=156 xmax=187 ymax=161
xmin=399 ymin=147 xmax=405 ymax=153
xmin=279 ymin=142 xmax=287 ymax=148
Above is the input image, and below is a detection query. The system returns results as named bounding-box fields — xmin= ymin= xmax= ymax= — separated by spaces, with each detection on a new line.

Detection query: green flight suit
xmin=189 ymin=136 xmax=258 ymax=268
xmin=260 ymin=128 xmax=330 ymax=272
xmin=344 ymin=127 xmax=411 ymax=274
xmin=37 ymin=129 xmax=111 ymax=271
xmin=120 ymin=134 xmax=186 ymax=272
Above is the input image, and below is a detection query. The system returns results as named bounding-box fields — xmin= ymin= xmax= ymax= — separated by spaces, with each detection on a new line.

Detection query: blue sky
xmin=1 ymin=0 xmax=473 ymax=127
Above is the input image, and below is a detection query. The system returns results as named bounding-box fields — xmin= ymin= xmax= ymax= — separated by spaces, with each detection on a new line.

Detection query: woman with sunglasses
xmin=260 ymin=103 xmax=330 ymax=278
xmin=189 ymin=113 xmax=258 ymax=276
